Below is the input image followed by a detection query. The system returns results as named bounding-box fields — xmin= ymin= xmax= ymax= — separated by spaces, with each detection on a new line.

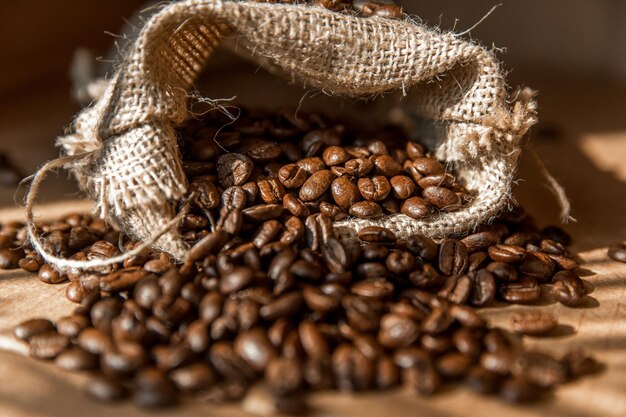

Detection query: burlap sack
xmin=27 ymin=0 xmax=537 ymax=269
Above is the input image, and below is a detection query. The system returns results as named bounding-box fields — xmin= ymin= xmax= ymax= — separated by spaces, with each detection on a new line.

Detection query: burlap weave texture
xmin=36 ymin=0 xmax=537 ymax=266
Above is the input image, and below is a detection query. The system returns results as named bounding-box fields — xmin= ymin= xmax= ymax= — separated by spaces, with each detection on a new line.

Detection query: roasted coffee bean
xmin=488 ymin=244 xmax=525 ymax=263
xmin=186 ymin=229 xmax=229 ymax=263
xmin=305 ymin=213 xmax=332 ymax=251
xmin=86 ymin=375 xmax=128 ymax=402
xmin=343 ymin=295 xmax=383 ymax=333
xmin=235 ymin=327 xmax=276 ymax=371
xmin=358 ymin=176 xmax=391 ymax=202
xmin=278 ymin=164 xmax=308 ymax=189
xmin=487 ymin=261 xmax=518 ymax=282
xmin=322 ymin=146 xmax=349 ymax=166
xmin=417 ymin=173 xmax=455 ymax=189
xmin=359 ymin=2 xmax=403 ymax=18
xmin=466 ymin=367 xmax=500 ymax=394
xmin=238 ymin=138 xmax=282 ymax=162
xmin=91 ymin=297 xmax=123 ymax=333
xmin=551 ymin=270 xmax=585 ymax=306
xmin=295 ymin=157 xmax=325 ymax=175
xmin=400 ymin=197 xmax=431 ymax=219
xmin=55 ymin=346 xmax=98 ymax=371
xmin=28 ymin=331 xmax=69 ymax=359
xmin=404 ymin=359 xmax=441 ymax=395
xmin=510 ymin=311 xmax=558 ymax=336
xmin=242 ymin=204 xmax=283 ymax=222
xmin=349 ymin=201 xmax=383 ymax=218
xmin=331 ymin=176 xmax=360 ymax=208
xmin=468 ymin=251 xmax=489 ymax=272
xmin=480 ymin=351 xmax=513 ymax=375
xmin=436 ymin=352 xmax=473 ymax=379
xmin=470 ymin=269 xmax=496 ymax=306
xmin=283 ymin=194 xmax=310 ymax=218
xmin=519 ymin=251 xmax=555 ymax=280
xmin=299 ymin=170 xmax=335 ymax=201
xmin=439 ymin=274 xmax=472 ymax=304
xmin=372 ymin=154 xmax=401 ymax=177
xmin=38 ymin=264 xmax=65 ymax=284
xmin=298 ymin=321 xmax=329 ymax=360
xmin=260 ymin=291 xmax=303 ymax=321
xmin=133 ymin=368 xmax=178 ymax=408
xmin=216 ymin=153 xmax=253 ymax=188
xmin=406 ymin=234 xmax=438 ymax=261
xmin=170 ymin=363 xmax=215 ymax=392
xmin=257 ymin=177 xmax=286 ymax=204
xmin=511 ymin=352 xmax=568 ymax=388
xmin=499 ymin=277 xmax=541 ymax=304
xmin=266 ymin=357 xmax=302 ymax=394
xmin=608 ymin=243 xmax=626 ymax=263
xmin=100 ymin=267 xmax=147 ymax=292
xmin=439 ymin=239 xmax=468 ymax=276
xmin=344 ymin=157 xmax=373 ymax=177
xmin=357 ymin=226 xmax=396 ymax=244
xmin=378 ymin=313 xmax=420 ymax=348
xmin=0 ymin=247 xmax=24 ymax=269
xmin=14 ymin=318 xmax=55 ymax=342
xmin=386 ymin=250 xmax=415 ymax=274
xmin=56 ymin=314 xmax=89 ymax=338
xmin=351 ymin=278 xmax=394 ymax=299
xmin=547 ymin=254 xmax=578 ymax=271
xmin=78 ymin=328 xmax=114 ymax=355
xmin=410 ymin=157 xmax=445 ymax=175
xmin=422 ymin=186 xmax=461 ymax=211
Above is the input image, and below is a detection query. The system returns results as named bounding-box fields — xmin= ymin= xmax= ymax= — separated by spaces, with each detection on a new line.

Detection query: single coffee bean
xmin=466 ymin=367 xmax=500 ymax=394
xmin=470 ymin=269 xmax=496 ymax=306
xmin=411 ymin=157 xmax=445 ymax=175
xmin=400 ymin=197 xmax=431 ymax=219
xmin=29 ymin=331 xmax=69 ymax=359
xmin=349 ymin=201 xmax=383 ymax=218
xmin=373 ymin=154 xmax=401 ymax=177
xmin=487 ymin=261 xmax=518 ymax=282
xmin=282 ymin=194 xmax=310 ymax=218
xmin=257 ymin=177 xmax=286 ymax=204
xmin=499 ymin=277 xmax=541 ymax=304
xmin=322 ymin=146 xmax=349 ymax=166
xmin=242 ymin=204 xmax=283 ymax=222
xmin=133 ymin=368 xmax=178 ymax=408
xmin=388 ymin=175 xmax=415 ymax=199
xmin=38 ymin=264 xmax=65 ymax=284
xmin=404 ymin=359 xmax=441 ymax=395
xmin=551 ymin=270 xmax=585 ymax=306
xmin=358 ymin=176 xmax=391 ymax=202
xmin=235 ymin=327 xmax=277 ymax=371
xmin=487 ymin=244 xmax=526 ymax=263
xmin=378 ymin=313 xmax=420 ymax=348
xmin=305 ymin=213 xmax=333 ymax=251
xmin=344 ymin=157 xmax=374 ymax=177
xmin=438 ymin=239 xmax=469 ymax=276
xmin=55 ymin=346 xmax=98 ymax=371
xmin=386 ymin=250 xmax=415 ymax=274
xmin=170 ymin=363 xmax=216 ymax=392
xmin=0 ymin=247 xmax=23 ymax=269
xmin=608 ymin=243 xmax=626 ymax=263
xmin=296 ymin=157 xmax=326 ymax=175
xmin=439 ymin=274 xmax=472 ymax=304
xmin=90 ymin=297 xmax=123 ymax=333
xmin=422 ymin=186 xmax=461 ymax=211
xmin=299 ymin=321 xmax=330 ymax=360
xmin=238 ymin=138 xmax=282 ymax=162
xmin=436 ymin=352 xmax=473 ymax=379
xmin=56 ymin=314 xmax=89 ymax=338
xmin=299 ymin=170 xmax=335 ymax=202
xmin=78 ymin=328 xmax=114 ymax=355
xmin=460 ymin=231 xmax=499 ymax=253
xmin=260 ymin=291 xmax=303 ymax=321
xmin=510 ymin=311 xmax=558 ymax=335
xmin=278 ymin=164 xmax=308 ymax=189
xmin=331 ymin=176 xmax=360 ymax=208
xmin=217 ymin=153 xmax=253 ymax=188
xmin=14 ymin=318 xmax=55 ymax=342
xmin=266 ymin=357 xmax=302 ymax=395
xmin=352 ymin=278 xmax=394 ymax=299
xmin=417 ymin=173 xmax=455 ymax=189
xmin=511 ymin=352 xmax=568 ymax=388
xmin=86 ymin=375 xmax=128 ymax=402
xmin=519 ymin=251 xmax=555 ymax=281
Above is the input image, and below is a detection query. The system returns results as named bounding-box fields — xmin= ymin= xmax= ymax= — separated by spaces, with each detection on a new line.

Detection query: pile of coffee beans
xmin=6 ymin=108 xmax=601 ymax=412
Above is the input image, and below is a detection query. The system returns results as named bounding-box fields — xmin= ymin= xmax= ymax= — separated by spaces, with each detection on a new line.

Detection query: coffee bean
xmin=344 ymin=157 xmax=374 ymax=177
xmin=133 ymin=368 xmax=178 ymax=408
xmin=260 ymin=291 xmax=303 ymax=321
xmin=608 ymin=243 xmax=626 ymax=263
xmin=378 ymin=313 xmax=420 ymax=348
xmin=466 ymin=367 xmax=500 ymax=394
xmin=488 ymin=244 xmax=525 ymax=263
xmin=551 ymin=270 xmax=585 ymax=306
xmin=357 ymin=226 xmax=396 ymax=244
xmin=266 ymin=357 xmax=302 ymax=394
xmin=299 ymin=170 xmax=335 ymax=201
xmin=86 ymin=376 xmax=128 ymax=402
xmin=28 ymin=331 xmax=69 ymax=359
xmin=358 ymin=176 xmax=391 ymax=202
xmin=400 ymin=197 xmax=431 ymax=219
xmin=470 ymin=269 xmax=496 ymax=306
xmin=238 ymin=139 xmax=282 ymax=162
xmin=299 ymin=321 xmax=329 ymax=360
xmin=0 ymin=247 xmax=24 ymax=269
xmin=499 ymin=277 xmax=541 ymax=304
xmin=519 ymin=251 xmax=555 ymax=280
xmin=439 ymin=239 xmax=468 ymax=276
xmin=305 ymin=213 xmax=332 ymax=251
xmin=235 ymin=327 xmax=277 ymax=371
xmin=422 ymin=186 xmax=461 ymax=211
xmin=372 ymin=154 xmax=401 ymax=177
xmin=322 ymin=146 xmax=349 ymax=166
xmin=331 ymin=176 xmax=360 ymax=208
xmin=387 ymin=175 xmax=415 ymax=200
xmin=510 ymin=311 xmax=558 ymax=336
xmin=216 ymin=153 xmax=253 ymax=188
xmin=257 ymin=177 xmax=286 ymax=204
xmin=243 ymin=204 xmax=283 ymax=222
xmin=278 ymin=164 xmax=308 ymax=189
xmin=511 ymin=352 xmax=568 ymax=388
xmin=417 ymin=173 xmax=455 ymax=189
xmin=386 ymin=250 xmax=415 ymax=274
xmin=56 ymin=314 xmax=89 ymax=338
xmin=78 ymin=328 xmax=114 ymax=355
xmin=38 ymin=264 xmax=65 ymax=284
xmin=91 ymin=297 xmax=123 ymax=333
xmin=437 ymin=352 xmax=473 ymax=379
xmin=170 ymin=363 xmax=216 ymax=392
xmin=487 ymin=261 xmax=518 ymax=281
xmin=14 ymin=318 xmax=55 ymax=342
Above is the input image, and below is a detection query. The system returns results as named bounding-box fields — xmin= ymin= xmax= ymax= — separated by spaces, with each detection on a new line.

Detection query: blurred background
xmin=0 ymin=0 xmax=625 ymax=250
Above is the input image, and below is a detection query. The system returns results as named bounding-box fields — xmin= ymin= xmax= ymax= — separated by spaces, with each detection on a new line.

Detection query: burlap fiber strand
xmin=28 ymin=0 xmax=537 ymax=270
